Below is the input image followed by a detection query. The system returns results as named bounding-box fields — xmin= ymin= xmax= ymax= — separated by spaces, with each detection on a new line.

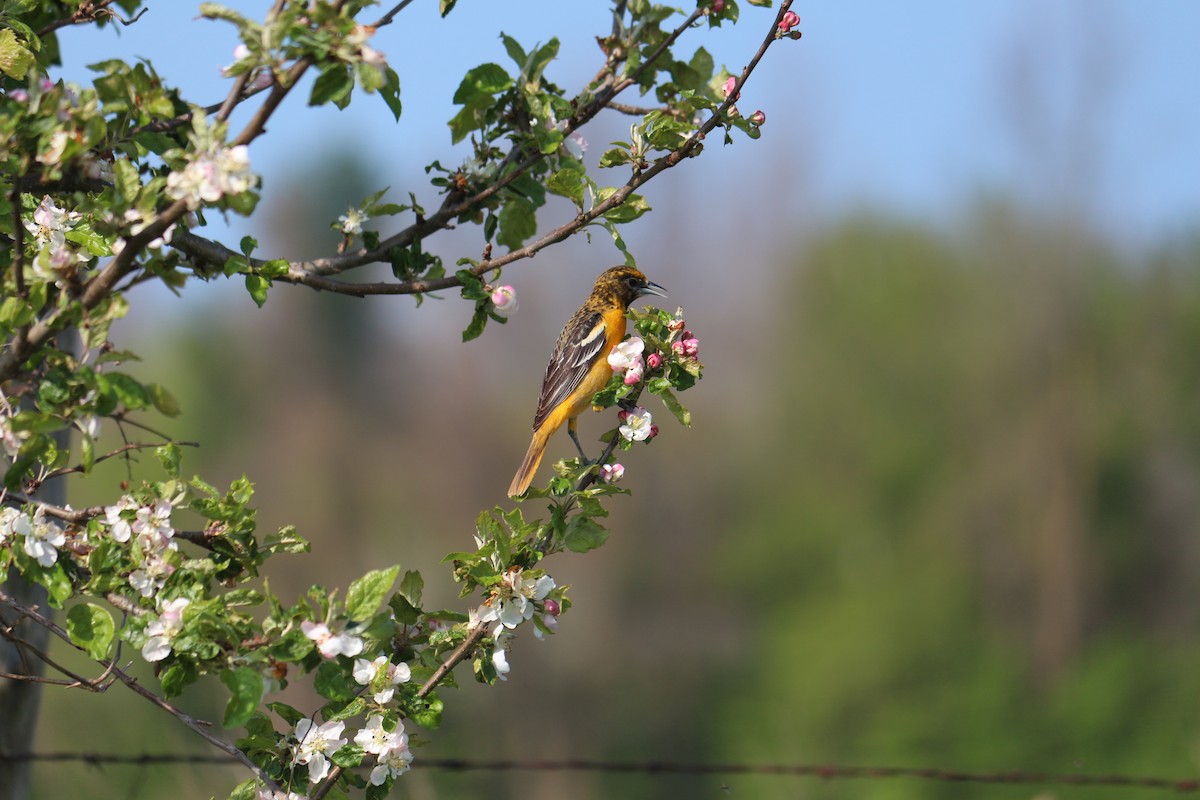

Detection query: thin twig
xmin=42 ymin=440 xmax=199 ymax=481
xmin=371 ymin=0 xmax=418 ymax=28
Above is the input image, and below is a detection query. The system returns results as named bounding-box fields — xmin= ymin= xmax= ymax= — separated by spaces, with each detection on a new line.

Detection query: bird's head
xmin=595 ymin=265 xmax=668 ymax=308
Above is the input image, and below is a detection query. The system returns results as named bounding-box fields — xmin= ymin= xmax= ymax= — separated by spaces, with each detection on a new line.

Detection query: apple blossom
xmin=292 ymin=719 xmax=347 ymax=783
xmin=751 ymin=109 xmax=766 ymax=125
xmin=712 ymin=0 xmax=725 ymax=12
xmin=166 ymin=144 xmax=258 ymax=209
xmin=600 ymin=462 xmax=625 ymax=484
xmin=723 ymin=75 xmax=740 ymax=101
xmin=646 ymin=352 xmax=663 ymax=371
xmin=142 ymin=597 xmax=190 ymax=662
xmin=608 ymin=336 xmax=645 ymax=373
xmin=133 ymin=499 xmax=176 ymax=552
xmin=301 ymin=620 xmax=364 ymax=659
xmin=370 ymin=741 xmax=414 ymax=785
xmin=476 ymin=567 xmax=556 ymax=630
xmin=490 ymin=285 xmax=518 ymax=317
xmin=129 ymin=552 xmax=175 ymax=598
xmin=623 ymin=360 xmax=644 ymax=385
xmin=353 ymin=655 xmax=412 ymax=703
xmin=21 ymin=508 xmax=66 ymax=568
xmin=337 ymin=207 xmax=367 ymax=236
xmin=103 ymin=497 xmax=137 ymax=543
xmin=354 ymin=715 xmax=408 ymax=756
xmin=618 ymin=406 xmax=654 ymax=442
xmin=492 ymin=644 xmax=511 ymax=681
xmin=779 ymin=10 xmax=800 ymax=33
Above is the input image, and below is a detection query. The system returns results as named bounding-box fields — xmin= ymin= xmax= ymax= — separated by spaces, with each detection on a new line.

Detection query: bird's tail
xmin=508 ymin=426 xmax=552 ymax=497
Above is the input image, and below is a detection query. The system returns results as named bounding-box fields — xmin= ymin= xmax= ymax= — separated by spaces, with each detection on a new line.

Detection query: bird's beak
xmin=639 ymin=280 xmax=668 ymax=299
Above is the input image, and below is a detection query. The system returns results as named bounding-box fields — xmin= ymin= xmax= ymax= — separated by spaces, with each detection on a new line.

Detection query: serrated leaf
xmin=345 ymin=565 xmax=400 ymax=622
xmin=66 ymin=603 xmax=115 ymax=660
xmin=546 ymin=166 xmax=586 ymax=206
xmin=221 ymin=667 xmax=263 ymax=729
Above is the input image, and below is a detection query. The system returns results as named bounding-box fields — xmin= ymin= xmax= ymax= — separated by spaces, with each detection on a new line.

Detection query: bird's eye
xmin=625 ymin=276 xmax=638 ymax=287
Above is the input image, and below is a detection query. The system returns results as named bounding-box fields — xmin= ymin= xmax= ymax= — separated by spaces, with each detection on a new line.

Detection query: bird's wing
xmin=532 ymin=308 xmax=609 ymax=430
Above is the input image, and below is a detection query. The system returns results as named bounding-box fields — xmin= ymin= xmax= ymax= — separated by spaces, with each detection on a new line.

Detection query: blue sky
xmin=52 ymin=0 xmax=1200 ymax=253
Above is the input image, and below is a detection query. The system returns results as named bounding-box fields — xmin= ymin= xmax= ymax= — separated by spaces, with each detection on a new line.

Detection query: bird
xmin=508 ymin=265 xmax=667 ymax=497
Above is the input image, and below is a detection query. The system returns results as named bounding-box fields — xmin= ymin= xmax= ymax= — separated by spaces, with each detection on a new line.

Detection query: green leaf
xmin=245 ymin=274 xmax=269 ymax=307
xmin=228 ymin=778 xmax=259 ymax=800
xmin=220 ymin=667 xmax=264 ymax=729
xmin=603 ymin=192 xmax=652 ymax=224
xmin=309 ymin=65 xmax=354 ymax=107
xmin=546 ymin=165 xmax=586 ymax=206
xmin=114 ymin=159 xmax=141 ymax=204
xmin=398 ymin=570 xmax=423 ymax=608
xmin=66 ymin=603 xmax=115 ymax=660
xmin=148 ymin=383 xmax=182 ymax=417
xmin=314 ymin=660 xmax=356 ymax=702
xmin=452 ymin=63 xmax=512 ymax=105
xmin=461 ymin=302 xmax=488 ymax=343
xmin=500 ymin=32 xmax=527 ymax=68
xmin=106 ymin=372 xmax=150 ymax=409
xmin=0 ymin=28 xmax=35 ymax=79
xmin=379 ymin=65 xmax=402 ymax=120
xmin=331 ymin=743 xmax=365 ymax=768
xmin=239 ymin=236 xmax=258 ymax=257
xmin=439 ymin=0 xmax=458 ymax=15
xmin=598 ymin=147 xmax=633 ymax=168
xmin=656 ymin=386 xmax=692 ymax=425
xmin=157 ymin=443 xmax=182 ymax=474
xmin=266 ymin=701 xmax=305 ymax=726
xmin=563 ymin=515 xmax=609 ymax=553
xmin=496 ymin=197 xmax=536 ymax=250
xmin=345 ymin=565 xmax=400 ymax=622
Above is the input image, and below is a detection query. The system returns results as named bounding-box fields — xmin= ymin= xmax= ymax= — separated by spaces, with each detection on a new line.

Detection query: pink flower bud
xmin=543 ymin=599 xmax=561 ymax=616
xmin=779 ymin=10 xmax=800 ymax=32
xmin=683 ymin=337 xmax=700 ymax=357
xmin=648 ymin=425 xmax=659 ymax=439
xmin=646 ymin=352 xmax=662 ymax=370
xmin=667 ymin=318 xmax=686 ymax=333
xmin=711 ymin=0 xmax=725 ymax=12
xmin=722 ymin=76 xmax=740 ymax=101
xmin=672 ymin=340 xmax=685 ymax=356
xmin=617 ymin=410 xmax=631 ymax=424
xmin=600 ymin=463 xmax=625 ymax=484
xmin=750 ymin=109 xmax=766 ymax=125
xmin=623 ymin=361 xmax=644 ymax=385
xmin=40 ymin=78 xmax=54 ymax=92
xmin=490 ymin=285 xmax=518 ymax=317
xmin=8 ymin=89 xmax=28 ymax=102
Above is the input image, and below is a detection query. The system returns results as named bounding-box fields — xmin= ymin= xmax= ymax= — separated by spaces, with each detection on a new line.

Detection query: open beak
xmin=639 ymin=280 xmax=668 ymax=299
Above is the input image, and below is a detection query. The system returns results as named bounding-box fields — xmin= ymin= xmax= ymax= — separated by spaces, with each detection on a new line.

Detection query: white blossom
xmin=21 ymin=507 xmax=66 ymax=568
xmin=142 ymin=597 xmax=190 ymax=662
xmin=476 ymin=568 xmax=556 ymax=631
xmin=618 ymin=406 xmax=654 ymax=442
xmin=301 ymin=620 xmax=364 ymax=659
xmin=292 ymin=719 xmax=347 ymax=784
xmin=337 ymin=207 xmax=367 ymax=236
xmin=166 ymin=145 xmax=258 ymax=209
xmin=352 ymin=655 xmax=411 ymax=704
xmin=353 ymin=715 xmax=408 ymax=757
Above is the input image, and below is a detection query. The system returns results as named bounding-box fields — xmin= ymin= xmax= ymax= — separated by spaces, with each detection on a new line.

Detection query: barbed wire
xmin=1 ymin=751 xmax=1198 ymax=792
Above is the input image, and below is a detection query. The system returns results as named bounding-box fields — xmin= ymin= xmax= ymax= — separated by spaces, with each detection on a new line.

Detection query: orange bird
xmin=508 ymin=266 xmax=667 ymax=497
